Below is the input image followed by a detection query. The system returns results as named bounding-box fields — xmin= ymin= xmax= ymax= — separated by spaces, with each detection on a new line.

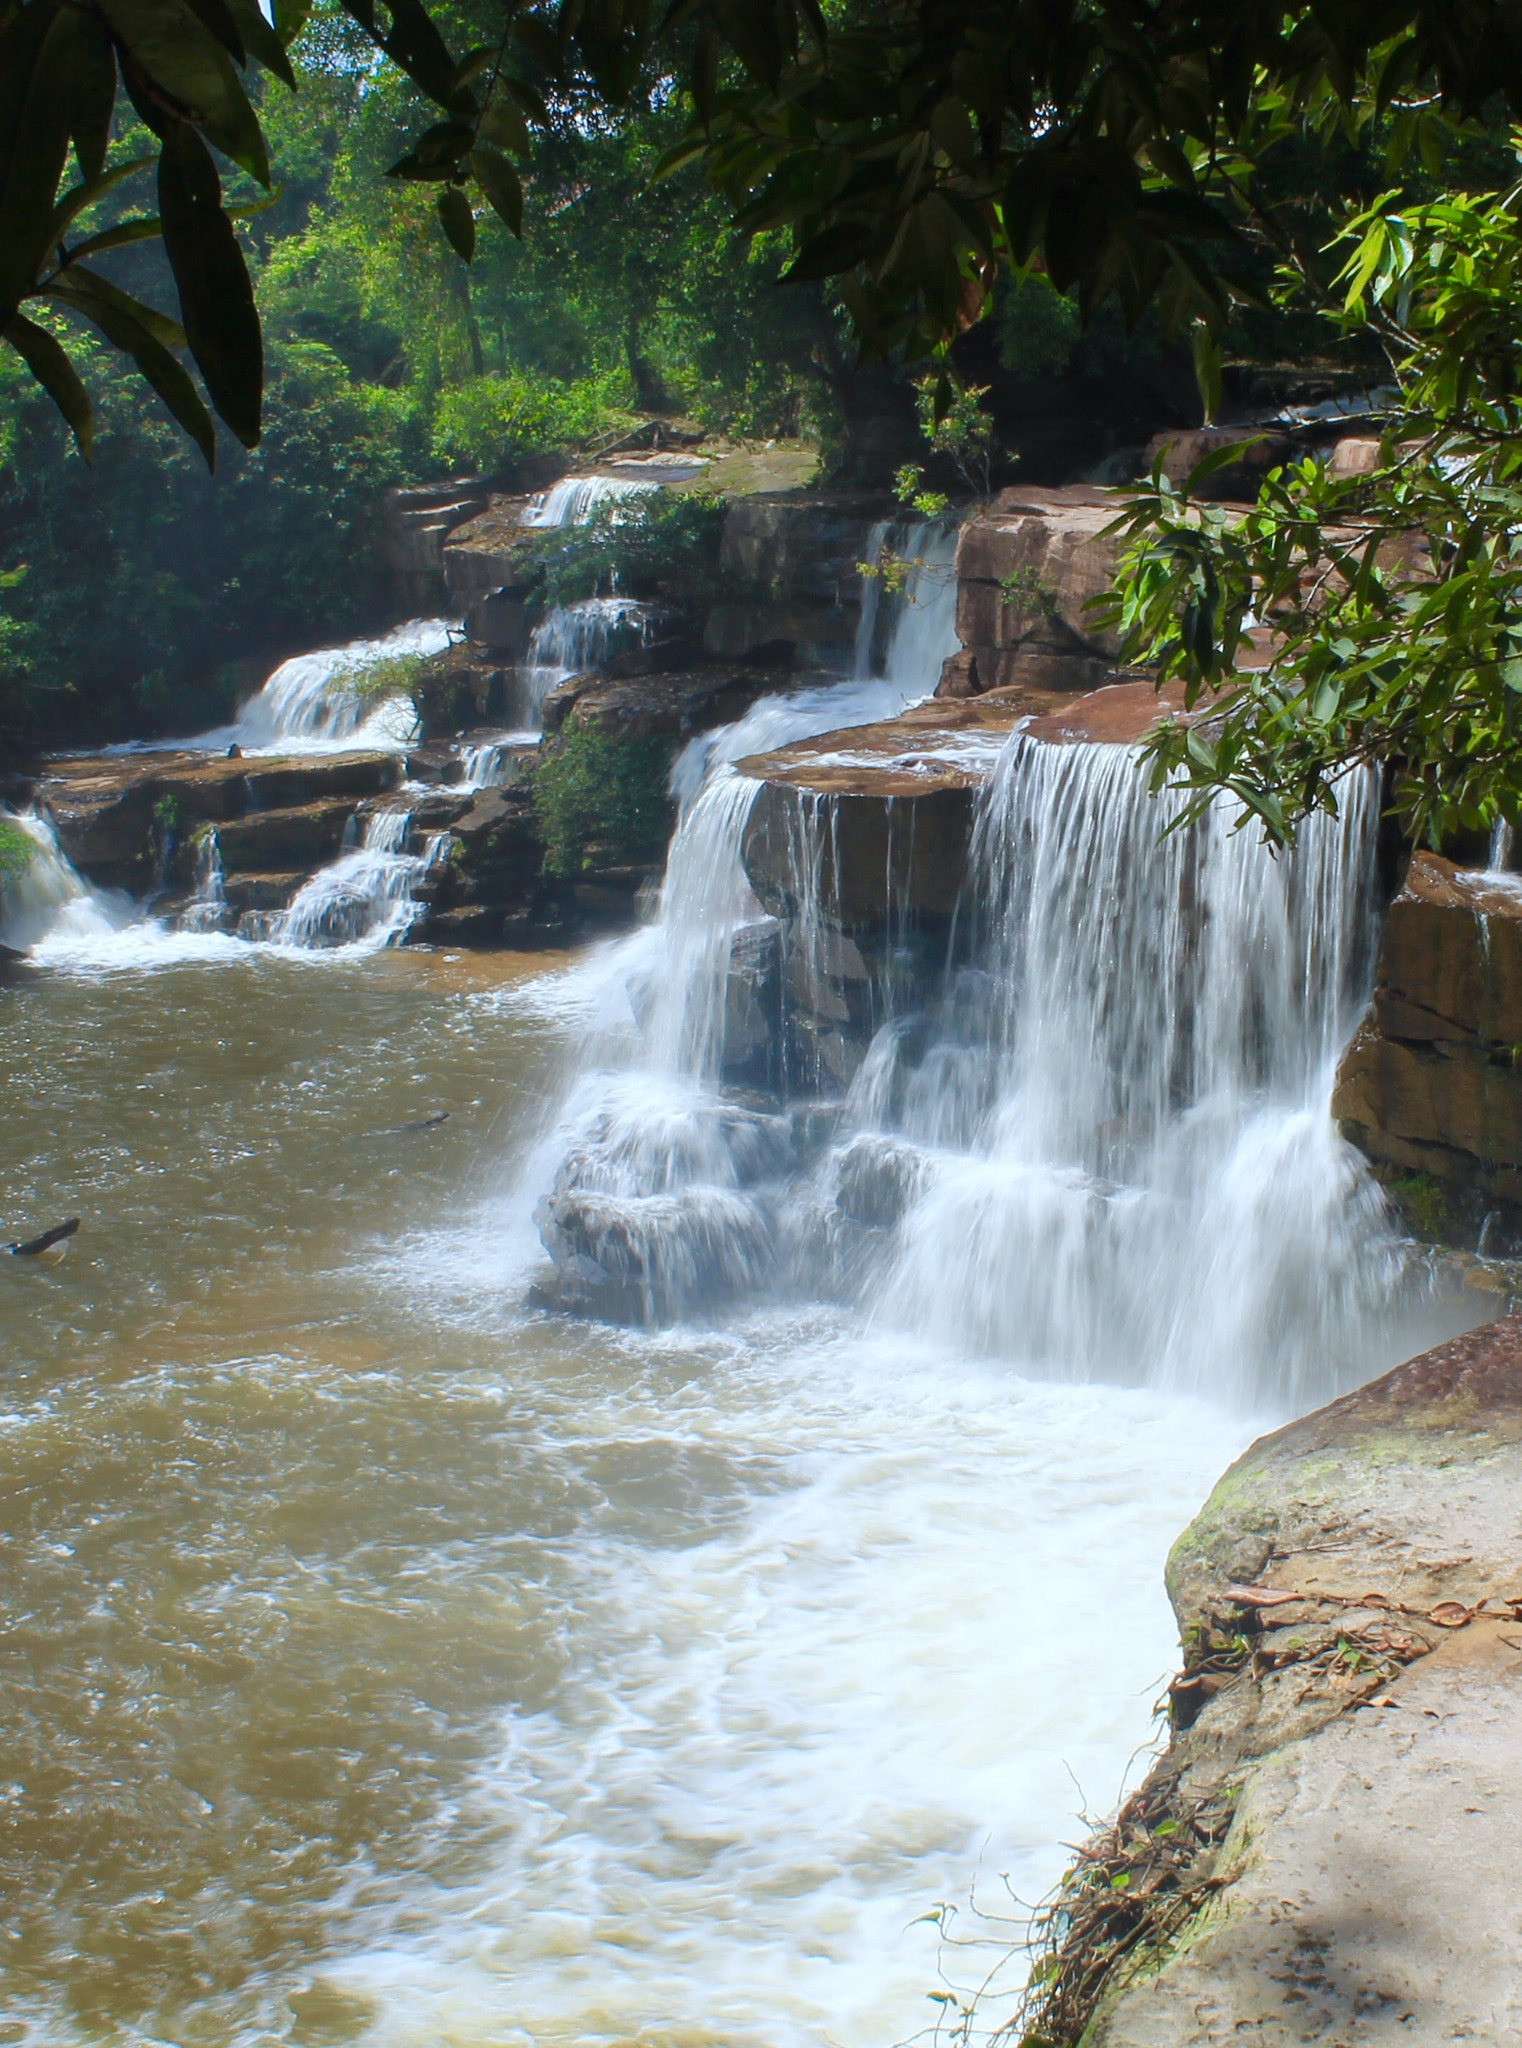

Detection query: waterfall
xmin=520 ymin=475 xmax=661 ymax=529
xmin=521 ymin=596 xmax=666 ymax=728
xmin=271 ymin=809 xmax=445 ymax=951
xmin=526 ymin=522 xmax=961 ymax=1318
xmin=869 ymin=740 xmax=1396 ymax=1411
xmin=526 ymin=512 xmax=1406 ymax=1407
xmin=181 ymin=828 xmax=228 ymax=933
xmin=222 ymin=618 xmax=451 ymax=753
xmin=0 ymin=810 xmax=128 ymax=953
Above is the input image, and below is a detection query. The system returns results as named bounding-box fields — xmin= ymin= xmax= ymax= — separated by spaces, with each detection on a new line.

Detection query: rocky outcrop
xmin=380 ymin=479 xmax=491 ymax=576
xmin=37 ymin=750 xmax=401 ymax=896
xmin=1050 ymin=1315 xmax=1522 ymax=2048
xmin=703 ymin=492 xmax=894 ymax=673
xmin=542 ymin=654 xmax=806 ymax=743
xmin=440 ymin=495 xmax=538 ymax=605
xmin=1334 ymin=853 xmax=1522 ymax=1246
xmin=939 ymin=485 xmax=1126 ymax=698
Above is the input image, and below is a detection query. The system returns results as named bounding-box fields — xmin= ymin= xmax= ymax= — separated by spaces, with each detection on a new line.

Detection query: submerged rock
xmin=1054 ymin=1315 xmax=1522 ymax=2047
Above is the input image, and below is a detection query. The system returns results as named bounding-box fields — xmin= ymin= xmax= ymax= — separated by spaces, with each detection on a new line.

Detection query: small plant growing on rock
xmin=0 ymin=816 xmax=35 ymax=883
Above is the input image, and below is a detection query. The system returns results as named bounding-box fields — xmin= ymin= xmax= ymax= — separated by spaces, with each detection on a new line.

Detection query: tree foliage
xmin=1102 ymin=168 xmax=1522 ymax=847
xmin=9 ymin=0 xmax=1522 ymax=459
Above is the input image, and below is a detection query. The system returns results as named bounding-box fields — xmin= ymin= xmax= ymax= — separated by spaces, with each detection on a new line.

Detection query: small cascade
xmin=271 ymin=808 xmax=444 ymax=951
xmin=520 ymin=474 xmax=660 ymax=529
xmin=181 ymin=829 xmax=228 ymax=933
xmin=459 ymin=739 xmax=511 ymax=789
xmin=0 ymin=810 xmax=128 ymax=953
xmin=223 ymin=618 xmax=451 ymax=753
xmin=520 ymin=596 xmax=666 ymax=728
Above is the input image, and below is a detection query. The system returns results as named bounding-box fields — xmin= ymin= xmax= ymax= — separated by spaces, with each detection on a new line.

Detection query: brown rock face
xmin=37 ymin=751 xmax=401 ymax=894
xmin=705 ymin=492 xmax=894 ymax=673
xmin=542 ymin=660 xmax=805 ymax=742
xmin=943 ymin=485 xmax=1125 ymax=698
xmin=1333 ymin=853 xmax=1522 ymax=1227
xmin=1143 ymin=424 xmax=1297 ymax=499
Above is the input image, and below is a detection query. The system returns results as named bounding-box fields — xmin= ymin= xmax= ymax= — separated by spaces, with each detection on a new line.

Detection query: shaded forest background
xmin=0 ymin=3 xmax=1210 ymax=749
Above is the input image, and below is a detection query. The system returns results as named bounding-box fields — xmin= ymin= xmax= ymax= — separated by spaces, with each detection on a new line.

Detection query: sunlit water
xmin=0 ymin=945 xmax=1248 ymax=2048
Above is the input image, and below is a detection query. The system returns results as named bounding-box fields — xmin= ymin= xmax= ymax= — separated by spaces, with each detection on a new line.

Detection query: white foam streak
xmin=0 ymin=810 xmax=131 ymax=952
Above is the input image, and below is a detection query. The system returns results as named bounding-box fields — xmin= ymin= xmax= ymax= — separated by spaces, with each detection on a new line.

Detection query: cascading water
xmin=870 ymin=740 xmax=1398 ymax=1412
xmin=271 ymin=808 xmax=446 ymax=951
xmin=0 ymin=810 xmax=128 ymax=953
xmin=525 ymin=506 xmax=1415 ymax=1413
xmin=519 ymin=596 xmax=667 ymax=729
xmin=525 ymin=522 xmax=963 ymax=1317
xmin=520 ymin=474 xmax=660 ymax=528
xmin=181 ymin=827 xmax=228 ymax=933
xmin=217 ymin=618 xmax=452 ymax=753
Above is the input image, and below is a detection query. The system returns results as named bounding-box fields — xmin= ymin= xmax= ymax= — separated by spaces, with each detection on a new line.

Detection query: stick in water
xmin=9 ymin=1217 xmax=80 ymax=1257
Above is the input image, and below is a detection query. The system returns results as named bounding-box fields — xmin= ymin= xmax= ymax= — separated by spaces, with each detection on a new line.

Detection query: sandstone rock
xmin=1086 ymin=1315 xmax=1522 ymax=2047
xmin=440 ymin=495 xmax=540 ymax=603
xmin=542 ymin=659 xmax=806 ymax=742
xmin=380 ymin=479 xmax=491 ymax=576
xmin=944 ymin=485 xmax=1125 ymax=698
xmin=705 ymin=491 xmax=894 ymax=672
xmin=214 ymin=798 xmax=358 ymax=871
xmin=1334 ymin=854 xmax=1522 ymax=1230
xmin=37 ymin=750 xmax=400 ymax=893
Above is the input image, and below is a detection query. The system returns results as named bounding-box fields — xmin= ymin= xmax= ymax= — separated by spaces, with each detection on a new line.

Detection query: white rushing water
xmin=521 ymin=474 xmax=661 ymax=528
xmin=271 ymin=808 xmax=446 ymax=951
xmin=211 ymin=618 xmax=452 ymax=754
xmin=0 ymin=810 xmax=129 ymax=953
xmin=520 ymin=596 xmax=667 ymax=728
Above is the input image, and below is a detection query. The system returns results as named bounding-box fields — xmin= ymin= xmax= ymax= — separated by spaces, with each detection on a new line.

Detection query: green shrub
xmin=534 ymin=725 xmax=677 ymax=877
xmin=0 ymin=815 xmax=35 ymax=882
xmin=431 ymin=371 xmax=633 ymax=474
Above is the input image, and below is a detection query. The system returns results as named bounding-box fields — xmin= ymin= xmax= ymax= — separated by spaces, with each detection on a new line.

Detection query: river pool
xmin=0 ymin=942 xmax=1249 ymax=2048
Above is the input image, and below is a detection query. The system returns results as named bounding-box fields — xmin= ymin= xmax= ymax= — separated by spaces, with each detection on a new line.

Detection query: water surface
xmin=0 ymin=946 xmax=1246 ymax=2048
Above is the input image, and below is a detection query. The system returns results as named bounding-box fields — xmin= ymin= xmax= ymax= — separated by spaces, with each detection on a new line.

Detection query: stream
xmin=0 ymin=499 xmax=1457 ymax=2048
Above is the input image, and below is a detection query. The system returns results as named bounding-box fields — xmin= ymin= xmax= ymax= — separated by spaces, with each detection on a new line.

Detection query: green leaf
xmin=437 ymin=183 xmax=475 ymax=262
xmin=226 ymin=0 xmax=299 ymax=87
xmin=68 ymin=10 xmax=117 ymax=182
xmin=46 ymin=156 xmax=157 ymax=264
xmin=2 ymin=309 xmax=93 ymax=457
xmin=183 ymin=0 xmax=249 ymax=65
xmin=468 ymin=145 xmax=522 ymax=236
xmin=67 ymin=214 xmax=166 ymax=263
xmin=1191 ymin=323 xmax=1223 ymax=426
xmin=97 ymin=0 xmax=271 ymax=184
xmin=49 ymin=274 xmax=215 ymax=466
xmin=274 ymin=0 xmax=314 ymax=46
xmin=50 ymin=262 xmax=185 ymax=348
xmin=479 ymin=93 xmax=531 ymax=158
xmin=0 ymin=6 xmax=78 ymax=320
xmin=157 ymin=119 xmax=262 ymax=445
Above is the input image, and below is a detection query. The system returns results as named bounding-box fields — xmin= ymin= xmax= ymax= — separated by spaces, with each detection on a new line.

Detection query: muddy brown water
xmin=0 ymin=944 xmax=1248 ymax=2048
